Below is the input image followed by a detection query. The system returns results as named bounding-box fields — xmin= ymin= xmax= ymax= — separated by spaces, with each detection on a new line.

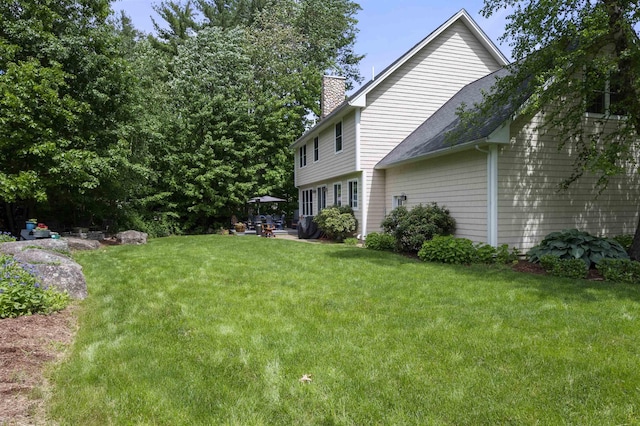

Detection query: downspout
xmin=355 ymin=108 xmax=367 ymax=237
xmin=475 ymin=144 xmax=498 ymax=247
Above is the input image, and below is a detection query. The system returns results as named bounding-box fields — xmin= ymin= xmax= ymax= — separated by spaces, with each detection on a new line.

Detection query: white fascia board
xmin=350 ymin=9 xmax=509 ymax=108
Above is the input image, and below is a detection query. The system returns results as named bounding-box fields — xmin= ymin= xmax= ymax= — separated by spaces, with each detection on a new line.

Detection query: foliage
xmin=539 ymin=254 xmax=588 ymax=280
xmin=613 ymin=234 xmax=634 ymax=252
xmin=364 ymin=232 xmax=396 ymax=251
xmin=0 ymin=232 xmax=16 ymax=243
xmin=469 ymin=0 xmax=640 ymax=260
xmin=597 ymin=258 xmax=640 ymax=284
xmin=417 ymin=236 xmax=520 ymax=265
xmin=527 ymin=229 xmax=629 ymax=268
xmin=313 ymin=205 xmax=357 ymax=242
xmin=0 ymin=254 xmax=70 ymax=318
xmin=343 ymin=237 xmax=358 ymax=246
xmin=382 ymin=203 xmax=456 ymax=253
xmin=418 ymin=236 xmax=477 ymax=264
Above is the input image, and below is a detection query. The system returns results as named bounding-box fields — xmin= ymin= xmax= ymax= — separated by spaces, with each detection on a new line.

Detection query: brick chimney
xmin=321 ymin=75 xmax=346 ymax=118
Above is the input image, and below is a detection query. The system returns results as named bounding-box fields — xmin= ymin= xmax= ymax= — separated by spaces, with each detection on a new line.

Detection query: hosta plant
xmin=527 ymin=229 xmax=628 ymax=269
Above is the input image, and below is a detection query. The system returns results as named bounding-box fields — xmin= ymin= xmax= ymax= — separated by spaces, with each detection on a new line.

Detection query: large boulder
xmin=64 ymin=237 xmax=101 ymax=251
xmin=1 ymin=241 xmax=88 ymax=300
xmin=115 ymin=230 xmax=148 ymax=245
xmin=0 ymin=238 xmax=69 ymax=256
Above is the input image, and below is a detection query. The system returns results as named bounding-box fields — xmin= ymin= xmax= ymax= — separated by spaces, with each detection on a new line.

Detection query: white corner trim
xmin=487 ymin=144 xmax=499 ymax=247
xmin=361 ymin=169 xmax=368 ymax=238
xmin=355 ymin=108 xmax=361 ymax=171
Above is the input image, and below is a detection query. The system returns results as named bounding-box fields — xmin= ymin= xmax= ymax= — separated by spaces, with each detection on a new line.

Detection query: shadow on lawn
xmin=325 ymin=247 xmax=421 ymax=266
xmin=462 ymin=264 xmax=640 ymax=303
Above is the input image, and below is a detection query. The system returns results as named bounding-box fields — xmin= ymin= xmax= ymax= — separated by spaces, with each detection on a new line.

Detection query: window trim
xmin=334 ymin=121 xmax=343 ymax=153
xmin=348 ymin=179 xmax=358 ymax=210
xmin=313 ymin=136 xmax=319 ymax=162
xmin=299 ymin=144 xmax=307 ymax=168
xmin=302 ymin=188 xmax=313 ymax=216
xmin=333 ymin=182 xmax=342 ymax=206
xmin=317 ymin=185 xmax=327 ymax=211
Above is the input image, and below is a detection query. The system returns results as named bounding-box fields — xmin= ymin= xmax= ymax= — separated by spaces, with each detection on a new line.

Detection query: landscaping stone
xmin=64 ymin=237 xmax=101 ymax=251
xmin=115 ymin=230 xmax=148 ymax=245
xmin=0 ymin=239 xmax=69 ymax=256
xmin=31 ymin=263 xmax=87 ymax=300
xmin=1 ymin=240 xmax=88 ymax=300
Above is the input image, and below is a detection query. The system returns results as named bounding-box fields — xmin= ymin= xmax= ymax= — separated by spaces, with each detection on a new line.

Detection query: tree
xmin=469 ymin=1 xmax=640 ymax=260
xmin=0 ymin=0 xmax=135 ymax=231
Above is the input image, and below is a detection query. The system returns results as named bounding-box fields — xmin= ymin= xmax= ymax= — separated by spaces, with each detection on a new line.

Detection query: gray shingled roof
xmin=376 ymin=68 xmax=516 ymax=168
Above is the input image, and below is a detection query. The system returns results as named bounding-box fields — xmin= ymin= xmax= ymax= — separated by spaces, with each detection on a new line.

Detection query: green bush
xmin=0 ymin=255 xmax=71 ymax=318
xmin=597 ymin=259 xmax=640 ymax=284
xmin=539 ymin=254 xmax=588 ymax=279
xmin=418 ymin=235 xmax=476 ymax=264
xmin=418 ymin=237 xmax=520 ymax=265
xmin=313 ymin=205 xmax=357 ymax=242
xmin=613 ymin=234 xmax=634 ymax=252
xmin=364 ymin=232 xmax=396 ymax=251
xmin=0 ymin=232 xmax=16 ymax=243
xmin=381 ymin=203 xmax=456 ymax=253
xmin=343 ymin=237 xmax=359 ymax=246
xmin=527 ymin=229 xmax=628 ymax=269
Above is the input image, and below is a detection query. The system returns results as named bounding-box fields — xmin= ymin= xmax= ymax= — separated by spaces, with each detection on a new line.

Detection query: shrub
xmin=0 ymin=255 xmax=71 ymax=318
xmin=381 ymin=203 xmax=456 ymax=253
xmin=597 ymin=259 xmax=640 ymax=284
xmin=613 ymin=234 xmax=634 ymax=252
xmin=538 ymin=254 xmax=588 ymax=279
xmin=313 ymin=205 xmax=357 ymax=242
xmin=343 ymin=237 xmax=359 ymax=246
xmin=418 ymin=237 xmax=521 ymax=265
xmin=0 ymin=232 xmax=16 ymax=243
xmin=527 ymin=229 xmax=628 ymax=269
xmin=418 ymin=235 xmax=476 ymax=264
xmin=364 ymin=232 xmax=396 ymax=251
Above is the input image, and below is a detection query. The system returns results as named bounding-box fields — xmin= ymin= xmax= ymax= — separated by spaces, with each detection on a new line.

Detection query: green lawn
xmin=49 ymin=235 xmax=640 ymax=424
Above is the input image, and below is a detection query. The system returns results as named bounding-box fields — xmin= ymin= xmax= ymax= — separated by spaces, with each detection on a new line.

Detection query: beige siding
xmin=297 ymin=173 xmax=363 ymax=232
xmin=498 ymin=115 xmax=640 ymax=250
xmin=296 ymin=112 xmax=357 ymax=187
xmin=359 ymin=21 xmax=502 ymax=171
xmin=384 ymin=150 xmax=488 ymax=242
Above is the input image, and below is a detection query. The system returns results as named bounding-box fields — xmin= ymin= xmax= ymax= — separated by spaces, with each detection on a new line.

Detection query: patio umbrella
xmin=247 ymin=195 xmax=287 ymax=215
xmin=247 ymin=195 xmax=287 ymax=203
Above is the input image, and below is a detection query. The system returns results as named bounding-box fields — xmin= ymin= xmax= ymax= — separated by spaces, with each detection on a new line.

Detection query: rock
xmin=32 ymin=263 xmax=87 ymax=300
xmin=64 ymin=237 xmax=101 ymax=251
xmin=12 ymin=249 xmax=75 ymax=266
xmin=0 ymin=239 xmax=69 ymax=256
xmin=115 ymin=230 xmax=148 ymax=245
xmin=1 ymin=242 xmax=88 ymax=300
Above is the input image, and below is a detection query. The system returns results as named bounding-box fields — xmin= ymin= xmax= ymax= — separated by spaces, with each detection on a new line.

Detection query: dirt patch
xmin=0 ymin=306 xmax=77 ymax=425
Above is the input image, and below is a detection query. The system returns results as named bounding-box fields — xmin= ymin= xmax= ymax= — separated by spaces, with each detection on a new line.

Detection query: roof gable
xmin=291 ymin=9 xmax=509 ymax=149
xmin=376 ymin=68 xmax=517 ymax=168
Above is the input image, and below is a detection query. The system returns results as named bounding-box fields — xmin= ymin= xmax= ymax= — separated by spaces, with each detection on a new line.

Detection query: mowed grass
xmin=49 ymin=235 xmax=640 ymax=424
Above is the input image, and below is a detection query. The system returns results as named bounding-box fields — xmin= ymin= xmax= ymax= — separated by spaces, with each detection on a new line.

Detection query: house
xmin=292 ymin=9 xmax=640 ymax=251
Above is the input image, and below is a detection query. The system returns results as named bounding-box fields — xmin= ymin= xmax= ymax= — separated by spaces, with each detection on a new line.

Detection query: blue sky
xmin=113 ymin=0 xmax=513 ymax=86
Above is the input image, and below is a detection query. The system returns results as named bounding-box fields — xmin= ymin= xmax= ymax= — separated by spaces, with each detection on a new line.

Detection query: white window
xmin=335 ymin=122 xmax=342 ymax=153
xmin=586 ymin=71 xmax=625 ymax=115
xmin=393 ymin=194 xmax=407 ymax=208
xmin=317 ymin=186 xmax=327 ymax=210
xmin=302 ymin=189 xmax=313 ymax=216
xmin=348 ymin=180 xmax=358 ymax=209
xmin=299 ymin=145 xmax=307 ymax=168
xmin=313 ymin=136 xmax=319 ymax=162
xmin=333 ymin=183 xmax=342 ymax=206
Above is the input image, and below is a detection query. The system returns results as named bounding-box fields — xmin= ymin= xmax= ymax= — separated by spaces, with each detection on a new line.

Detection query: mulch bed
xmin=0 ymin=306 xmax=77 ymax=425
xmin=512 ymin=260 xmax=604 ymax=280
